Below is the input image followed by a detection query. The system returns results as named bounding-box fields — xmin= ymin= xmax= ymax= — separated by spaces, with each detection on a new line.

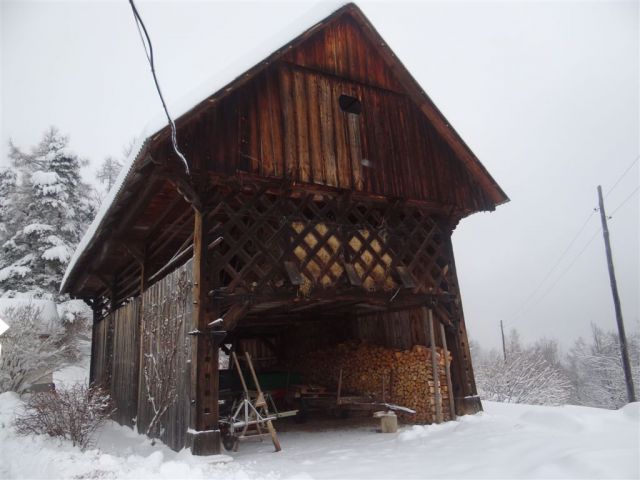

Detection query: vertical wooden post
xmin=439 ymin=322 xmax=456 ymax=420
xmin=597 ymin=185 xmax=636 ymax=402
xmin=500 ymin=320 xmax=507 ymax=362
xmin=187 ymin=208 xmax=221 ymax=455
xmin=425 ymin=307 xmax=443 ymax=423
xmin=89 ymin=300 xmax=100 ymax=386
xmin=133 ymin=251 xmax=147 ymax=430
xmin=105 ymin=277 xmax=117 ymax=390
xmin=444 ymin=236 xmax=482 ymax=415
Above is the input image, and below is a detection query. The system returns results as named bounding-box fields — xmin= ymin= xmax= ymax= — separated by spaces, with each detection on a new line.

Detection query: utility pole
xmin=500 ymin=320 xmax=507 ymax=362
xmin=597 ymin=185 xmax=636 ymax=402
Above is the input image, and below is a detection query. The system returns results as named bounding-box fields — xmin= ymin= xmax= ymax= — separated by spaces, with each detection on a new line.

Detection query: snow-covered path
xmin=1 ymin=391 xmax=637 ymax=479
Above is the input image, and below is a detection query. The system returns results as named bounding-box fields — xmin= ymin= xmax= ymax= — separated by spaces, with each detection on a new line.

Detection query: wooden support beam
xmin=424 ymin=307 xmax=443 ymax=423
xmin=105 ymin=277 xmax=117 ymax=391
xmin=89 ymin=302 xmax=100 ymax=386
xmin=439 ymin=321 xmax=456 ymax=420
xmin=222 ymin=302 xmax=251 ymax=331
xmin=187 ymin=209 xmax=221 ymax=455
xmin=113 ymin=173 xmax=160 ymax=238
xmin=443 ymin=237 xmax=482 ymax=415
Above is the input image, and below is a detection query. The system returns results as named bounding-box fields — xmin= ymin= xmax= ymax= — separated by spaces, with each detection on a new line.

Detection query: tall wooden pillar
xmin=89 ymin=301 xmax=100 ymax=385
xmin=187 ymin=208 xmax=221 ymax=455
xmin=104 ymin=278 xmax=117 ymax=390
xmin=132 ymin=251 xmax=147 ymax=429
xmin=444 ymin=237 xmax=482 ymax=415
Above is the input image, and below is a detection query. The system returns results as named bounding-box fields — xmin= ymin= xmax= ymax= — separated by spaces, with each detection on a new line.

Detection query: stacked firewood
xmin=297 ymin=342 xmax=452 ymax=423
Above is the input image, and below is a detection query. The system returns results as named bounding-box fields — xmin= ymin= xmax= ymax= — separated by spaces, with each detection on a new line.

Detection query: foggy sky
xmin=1 ymin=1 xmax=638 ymax=351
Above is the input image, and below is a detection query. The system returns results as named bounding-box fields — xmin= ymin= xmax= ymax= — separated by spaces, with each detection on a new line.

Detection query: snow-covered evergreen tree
xmin=0 ymin=128 xmax=96 ymax=298
xmin=0 ymin=167 xmax=18 ymax=246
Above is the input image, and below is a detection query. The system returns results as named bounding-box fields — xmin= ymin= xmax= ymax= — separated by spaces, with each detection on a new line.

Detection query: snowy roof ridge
xmin=60 ymin=1 xmax=349 ymax=294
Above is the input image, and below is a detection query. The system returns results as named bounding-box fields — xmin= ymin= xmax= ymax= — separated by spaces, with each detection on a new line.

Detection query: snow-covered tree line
xmin=472 ymin=325 xmax=640 ymax=409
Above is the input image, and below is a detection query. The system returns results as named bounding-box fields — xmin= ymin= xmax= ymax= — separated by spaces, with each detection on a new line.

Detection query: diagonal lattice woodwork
xmin=205 ymin=185 xmax=454 ymax=304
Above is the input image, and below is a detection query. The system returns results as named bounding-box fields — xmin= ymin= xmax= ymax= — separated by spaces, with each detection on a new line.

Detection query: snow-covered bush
xmin=57 ymin=299 xmax=92 ymax=361
xmin=567 ymin=325 xmax=640 ymax=409
xmin=476 ymin=349 xmax=572 ymax=405
xmin=0 ymin=304 xmax=68 ymax=393
xmin=474 ymin=332 xmax=571 ymax=405
xmin=14 ymin=383 xmax=114 ymax=450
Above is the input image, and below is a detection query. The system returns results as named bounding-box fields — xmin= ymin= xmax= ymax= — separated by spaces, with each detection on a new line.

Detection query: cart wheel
xmin=222 ymin=431 xmax=236 ymax=451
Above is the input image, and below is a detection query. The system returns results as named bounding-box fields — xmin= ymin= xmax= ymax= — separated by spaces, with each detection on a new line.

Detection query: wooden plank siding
xmin=136 ymin=260 xmax=193 ymax=452
xmin=353 ymin=307 xmax=447 ymax=352
xmin=91 ymin=315 xmax=111 ymax=388
xmin=280 ymin=15 xmax=404 ymax=93
xmin=110 ymin=299 xmax=140 ymax=427
xmin=172 ymin=35 xmax=494 ymax=215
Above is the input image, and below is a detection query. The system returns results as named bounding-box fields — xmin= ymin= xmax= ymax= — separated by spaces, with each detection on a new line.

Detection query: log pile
xmin=297 ymin=341 xmax=452 ymax=423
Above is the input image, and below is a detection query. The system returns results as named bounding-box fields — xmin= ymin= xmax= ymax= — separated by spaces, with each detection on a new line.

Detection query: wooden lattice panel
xmin=206 ymin=186 xmax=453 ymax=302
xmin=292 ymin=222 xmax=343 ymax=289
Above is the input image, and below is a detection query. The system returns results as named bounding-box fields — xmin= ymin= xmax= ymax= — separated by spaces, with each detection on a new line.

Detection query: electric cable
xmin=609 ymin=186 xmax=640 ymax=218
xmin=605 ymin=155 xmax=639 ymax=198
xmin=509 ymin=210 xmax=597 ymax=323
xmin=128 ymin=0 xmax=190 ymax=176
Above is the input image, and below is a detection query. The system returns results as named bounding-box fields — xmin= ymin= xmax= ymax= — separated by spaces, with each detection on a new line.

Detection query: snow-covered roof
xmin=61 ymin=2 xmax=348 ymax=293
xmin=0 ymin=298 xmax=60 ymax=334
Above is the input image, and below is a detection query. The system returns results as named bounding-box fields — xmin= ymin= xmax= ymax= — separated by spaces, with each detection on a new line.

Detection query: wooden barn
xmin=61 ymin=3 xmax=507 ymax=455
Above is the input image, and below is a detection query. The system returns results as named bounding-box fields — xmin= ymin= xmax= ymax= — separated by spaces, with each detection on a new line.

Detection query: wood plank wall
xmin=136 ymin=260 xmax=193 ymax=451
xmin=170 ymin=14 xmax=494 ymax=214
xmin=91 ymin=315 xmax=110 ymax=388
xmin=175 ymin=65 xmax=491 ymax=213
xmin=110 ymin=299 xmax=140 ymax=427
xmin=353 ymin=307 xmax=446 ymax=351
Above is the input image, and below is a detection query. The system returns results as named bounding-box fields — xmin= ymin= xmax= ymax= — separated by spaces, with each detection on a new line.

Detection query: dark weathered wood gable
xmin=163 ymin=11 xmax=499 ymax=213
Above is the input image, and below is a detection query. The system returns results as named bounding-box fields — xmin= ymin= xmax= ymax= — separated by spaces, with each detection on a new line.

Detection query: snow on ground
xmin=1 ymin=394 xmax=637 ymax=480
xmin=1 ymin=346 xmax=638 ymax=479
xmin=52 ymin=339 xmax=91 ymax=388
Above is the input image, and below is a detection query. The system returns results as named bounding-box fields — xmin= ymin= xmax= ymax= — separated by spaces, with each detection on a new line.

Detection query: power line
xmin=605 ymin=155 xmax=639 ymax=198
xmin=508 ymin=156 xmax=639 ymax=325
xmin=509 ymin=210 xmax=596 ymax=322
xmin=128 ymin=0 xmax=190 ymax=176
xmin=528 ymin=227 xmax=601 ymax=313
xmin=609 ymin=186 xmax=640 ymax=218
xmin=510 ymin=225 xmax=601 ymax=326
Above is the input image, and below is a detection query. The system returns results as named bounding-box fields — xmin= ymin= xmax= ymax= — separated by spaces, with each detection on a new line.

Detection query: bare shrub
xmin=0 ymin=304 xmax=68 ymax=393
xmin=14 ymin=383 xmax=114 ymax=450
xmin=474 ymin=331 xmax=572 ymax=406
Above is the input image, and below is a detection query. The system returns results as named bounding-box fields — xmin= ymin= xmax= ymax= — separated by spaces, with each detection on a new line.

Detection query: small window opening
xmin=339 ymin=94 xmax=362 ymax=115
